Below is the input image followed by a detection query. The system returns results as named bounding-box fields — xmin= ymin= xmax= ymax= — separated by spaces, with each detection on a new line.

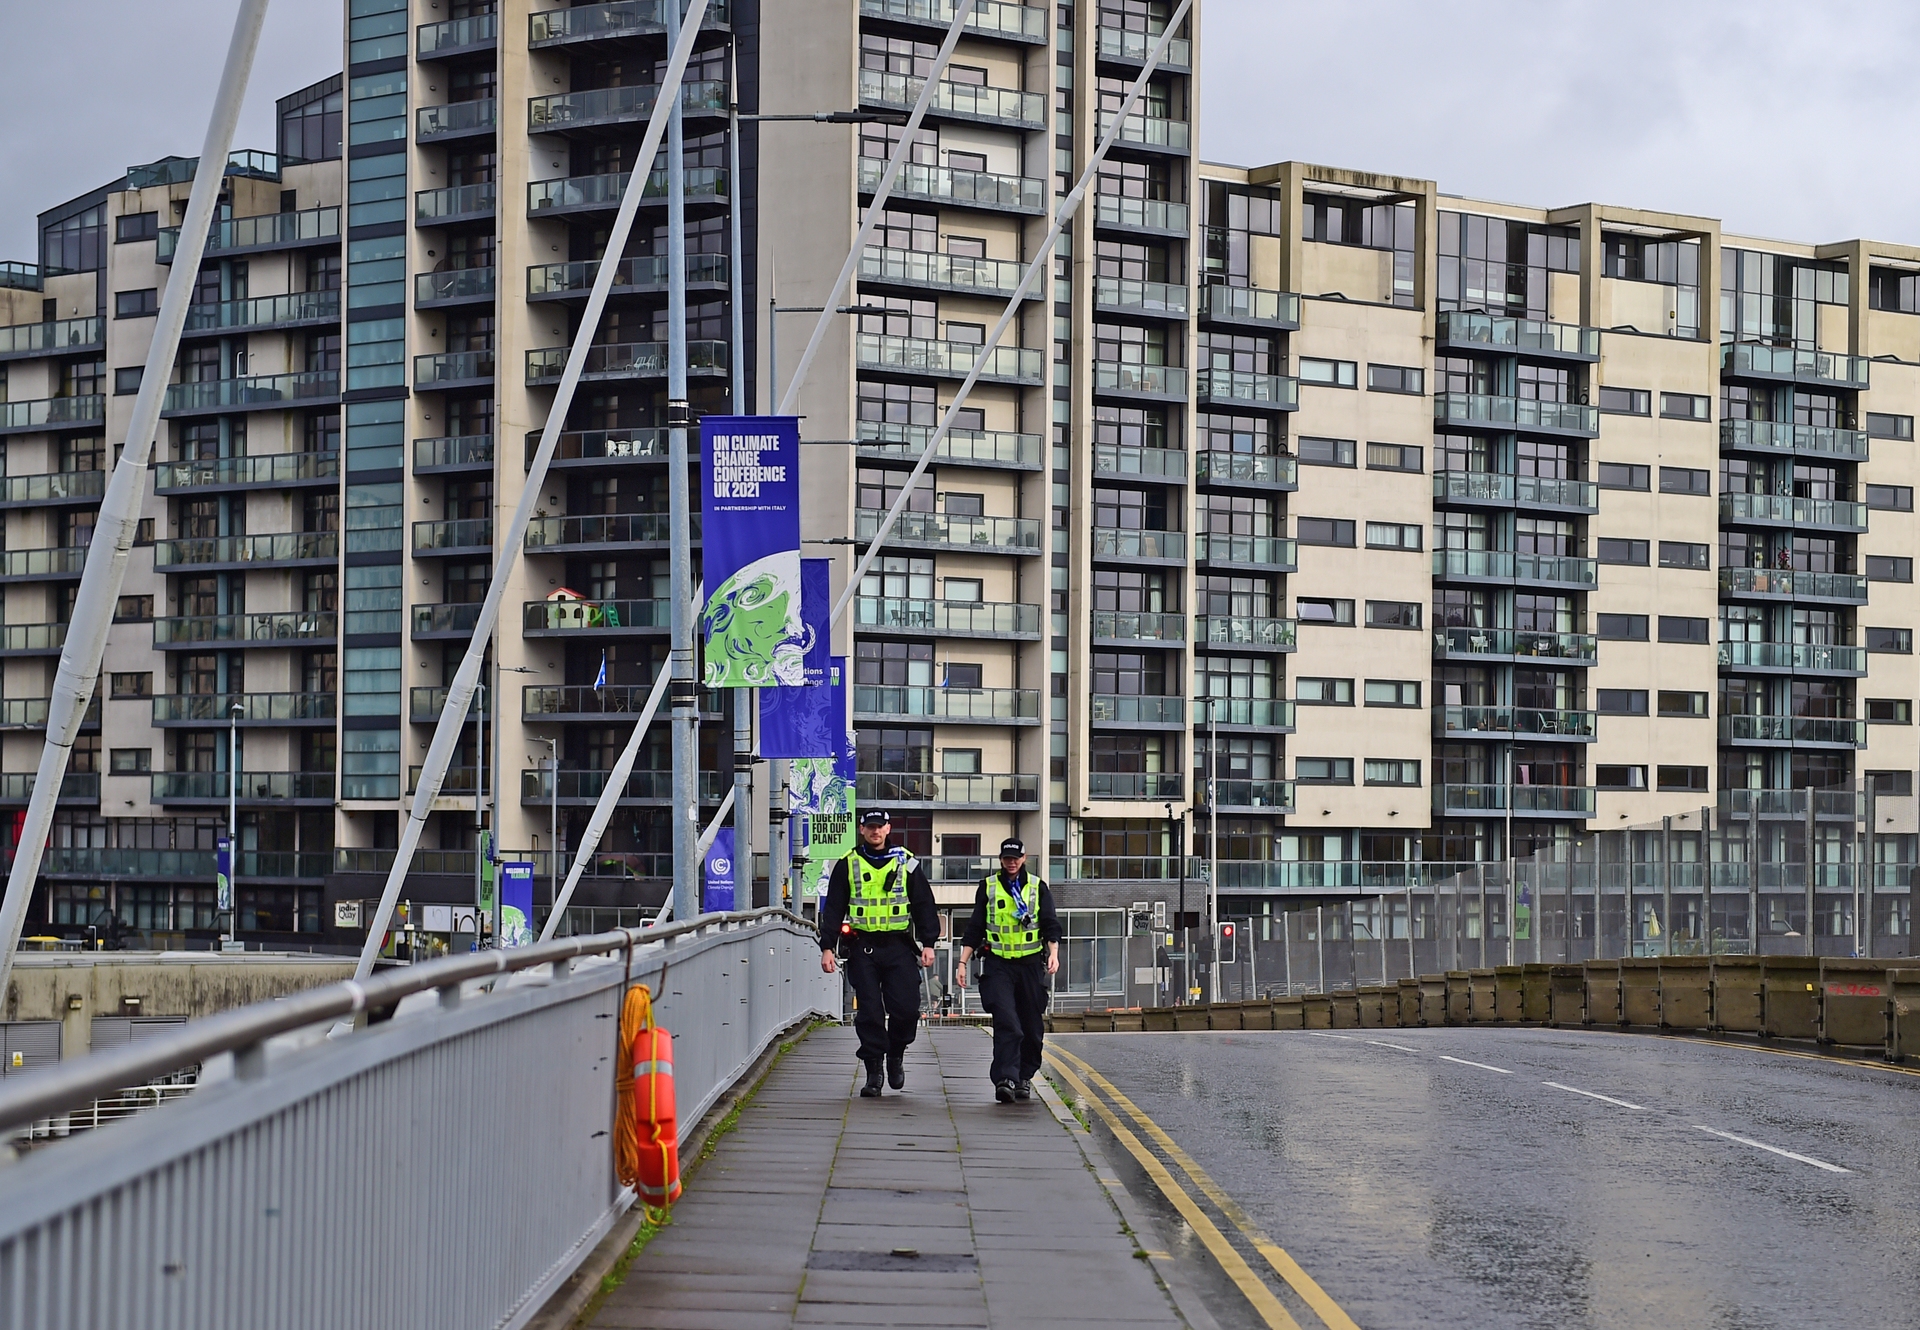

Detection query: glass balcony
xmin=519 ymin=768 xmax=728 ymax=802
xmin=523 ymin=684 xmax=724 ymax=720
xmin=527 ymin=82 xmax=726 ymax=132
xmin=1434 ymin=784 xmax=1596 ymax=816
xmin=856 ymin=772 xmax=1042 ymax=806
xmin=415 ymin=269 xmax=496 ymax=308
xmin=527 ymin=253 xmax=728 ymax=297
xmin=1194 ymin=534 xmax=1295 ymax=569
xmin=1090 ymin=527 xmax=1184 ymax=560
xmin=1091 ymin=611 xmax=1186 ymax=642
xmin=1722 ymin=342 xmax=1870 ymax=390
xmin=1209 ymin=779 xmax=1293 ymax=810
xmin=1192 ymin=697 xmax=1293 ymax=728
xmin=414 ymin=435 xmax=493 ymax=470
xmin=1717 ymin=641 xmax=1867 ymax=674
xmin=1194 ymin=451 xmax=1294 ymax=488
xmin=1094 ymin=443 xmax=1186 ymax=479
xmin=0 ymin=623 xmax=69 ymax=652
xmin=859 ymin=70 xmax=1045 ymax=129
xmin=152 ymin=772 xmax=334 ymax=802
xmin=859 ymin=0 xmax=1046 ymax=42
xmin=1435 ymin=706 xmax=1598 ymax=740
xmin=525 ymin=513 xmax=679 ymax=548
xmin=156 ymin=206 xmax=338 ymax=261
xmin=527 ymin=340 xmax=727 ymax=382
xmin=1432 ymin=471 xmax=1599 ymax=510
xmin=856 ymin=332 xmax=1042 ymax=384
xmin=153 ymin=612 xmax=337 ymax=646
xmin=183 ymin=291 xmax=338 ymax=332
xmin=537 ymin=429 xmax=666 ymax=464
xmin=412 ymin=518 xmax=493 ymax=553
xmin=161 ymin=371 xmax=338 ymax=414
xmin=412 ymin=603 xmax=485 ymax=637
xmin=859 ymin=247 xmax=1029 ymax=298
xmin=1095 ymin=24 xmax=1191 ymax=68
xmin=0 ymin=316 xmax=103 ymax=357
xmin=415 ymin=183 xmax=497 ymax=227
xmin=1435 ymin=310 xmax=1600 ymax=359
xmin=1092 ymin=195 xmax=1188 ymax=235
xmin=1195 ymin=615 xmax=1296 ymax=648
xmin=523 ymin=598 xmax=669 ymax=631
xmin=1718 ymin=493 xmax=1868 ymax=531
xmin=0 ymin=696 xmax=98 ymax=728
xmin=153 ymin=532 xmax=337 ymax=569
xmin=1 ymin=396 xmax=105 ymax=432
xmin=529 ymin=0 xmax=733 ymax=44
xmin=1093 ymin=276 xmax=1188 ymax=316
xmin=0 ymin=262 xmax=43 ymax=292
xmin=1201 ymin=285 xmax=1299 ymax=329
xmin=1089 ymin=772 xmax=1185 ymax=799
xmin=1097 ymin=111 xmax=1189 ymax=150
xmin=1091 ymin=361 xmax=1184 ymax=397
xmin=852 ymin=597 xmax=1041 ymax=637
xmin=1432 ymin=549 xmax=1599 ymax=587
xmin=417 ymin=98 xmax=498 ymax=140
xmin=1089 ymin=694 xmax=1184 ymax=725
xmin=0 ymin=772 xmax=97 ymax=803
xmin=1432 ymin=627 xmax=1598 ymax=663
xmin=156 ymin=451 xmax=338 ymax=492
xmin=1717 ymin=567 xmax=1868 ymax=604
xmin=415 ymin=350 xmax=495 ymax=388
xmin=408 ymin=687 xmax=486 ymax=722
xmin=859 ymin=159 xmax=1045 ymax=215
xmin=1050 ymin=856 xmax=1195 ymax=883
xmin=410 ymin=766 xmax=483 ymax=796
xmin=1197 ymin=368 xmax=1296 ymax=408
xmin=0 ymin=470 xmax=104 ymax=505
xmin=528 ymin=167 xmax=729 ymax=215
xmin=417 ymin=10 xmax=496 ymax=55
xmin=856 ymin=421 xmax=1042 ymax=469
xmin=855 ymin=508 xmax=1042 ymax=552
xmin=1433 ymin=393 xmax=1598 ymax=436
xmin=1720 ymin=715 xmax=1867 ymax=746
xmin=853 ymin=686 xmax=1042 ymax=722
xmin=1718 ymin=418 xmax=1868 ymax=461
xmin=152 ymin=692 xmax=335 ymax=724
xmin=0 ymin=547 xmax=86 ymax=578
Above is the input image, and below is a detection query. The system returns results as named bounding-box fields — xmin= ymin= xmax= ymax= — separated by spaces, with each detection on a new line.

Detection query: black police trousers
xmin=978 ymin=953 xmax=1049 ymax=1086
xmin=846 ymin=935 xmax=922 ymax=1067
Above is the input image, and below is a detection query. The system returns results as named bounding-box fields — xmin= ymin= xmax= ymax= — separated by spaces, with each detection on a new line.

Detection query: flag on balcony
xmin=594 ymin=651 xmax=607 ymax=692
xmin=699 ymin=415 xmax=802 ymax=688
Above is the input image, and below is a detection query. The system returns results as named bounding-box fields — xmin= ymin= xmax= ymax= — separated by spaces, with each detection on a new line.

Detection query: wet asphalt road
xmin=1055 ymin=1028 xmax=1920 ymax=1330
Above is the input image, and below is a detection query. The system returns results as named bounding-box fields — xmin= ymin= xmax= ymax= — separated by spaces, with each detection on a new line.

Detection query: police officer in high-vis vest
xmin=818 ymin=809 xmax=939 ymax=1098
xmin=954 ymin=838 xmax=1060 ymax=1104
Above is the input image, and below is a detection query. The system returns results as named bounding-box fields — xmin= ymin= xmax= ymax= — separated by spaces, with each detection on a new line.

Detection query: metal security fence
xmin=0 ymin=909 xmax=837 ymax=1330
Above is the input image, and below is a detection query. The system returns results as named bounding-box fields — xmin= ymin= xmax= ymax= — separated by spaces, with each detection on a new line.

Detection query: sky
xmin=2 ymin=0 xmax=1919 ymax=260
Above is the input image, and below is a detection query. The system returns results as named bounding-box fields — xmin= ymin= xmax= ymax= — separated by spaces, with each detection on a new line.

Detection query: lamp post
xmin=228 ymin=700 xmax=242 ymax=944
xmin=541 ymin=734 xmax=559 ymax=933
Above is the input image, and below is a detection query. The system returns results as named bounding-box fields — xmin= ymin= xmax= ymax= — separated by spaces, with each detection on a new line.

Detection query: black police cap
xmin=999 ymin=837 xmax=1025 ymax=857
xmin=859 ymin=809 xmax=891 ymax=827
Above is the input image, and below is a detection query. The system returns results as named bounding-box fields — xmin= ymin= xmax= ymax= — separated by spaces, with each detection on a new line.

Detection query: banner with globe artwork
xmin=700 ymin=415 xmax=803 ymax=688
xmin=789 ymin=657 xmax=855 ymax=899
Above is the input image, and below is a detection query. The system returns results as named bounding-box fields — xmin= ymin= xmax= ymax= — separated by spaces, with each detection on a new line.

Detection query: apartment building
xmin=0 ymin=0 xmax=1913 ymax=984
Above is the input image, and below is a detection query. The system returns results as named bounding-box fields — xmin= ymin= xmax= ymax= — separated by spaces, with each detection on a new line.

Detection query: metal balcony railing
xmin=522 ymin=598 xmax=669 ymax=631
xmin=1089 ymin=694 xmax=1184 ymax=725
xmin=1095 ymin=23 xmax=1191 ymax=66
xmin=1718 ymin=492 xmax=1868 ymax=530
xmin=535 ymin=429 xmax=665 ymax=464
xmin=412 ymin=518 xmax=492 ymax=552
xmin=859 ymin=0 xmax=1045 ymax=41
xmin=417 ymin=98 xmax=498 ymax=139
xmin=1432 ymin=627 xmax=1598 ymax=663
xmin=854 ymin=508 xmax=1042 ymax=552
xmin=0 ymin=470 xmax=105 ymax=504
xmin=155 ymin=451 xmax=338 ymax=490
xmin=1194 ymin=451 xmax=1294 ymax=487
xmin=1191 ymin=697 xmax=1293 ymax=728
xmin=1720 ymin=715 xmax=1867 ymax=746
xmin=411 ymin=603 xmax=486 ymax=636
xmin=1432 ymin=549 xmax=1599 ymax=586
xmin=1094 ymin=276 xmax=1188 ymax=316
xmin=1716 ymin=641 xmax=1868 ymax=674
xmin=152 ymin=532 xmax=337 ymax=568
xmin=520 ymin=768 xmax=728 ymax=801
xmin=1091 ymin=361 xmax=1184 ymax=396
xmin=859 ymin=246 xmax=1028 ymax=298
xmin=414 ymin=267 xmax=496 ymax=304
xmin=183 ymin=291 xmax=338 ymax=332
xmin=1436 ymin=706 xmax=1599 ymax=739
xmin=527 ymin=82 xmax=726 ymax=132
xmin=0 ymin=623 xmax=69 ymax=652
xmin=1091 ymin=611 xmax=1186 ymax=642
xmin=1093 ymin=443 xmax=1186 ymax=479
xmin=1097 ymin=110 xmax=1190 ymax=149
xmin=524 ymin=513 xmax=681 ymax=547
xmin=1197 ymin=368 xmax=1296 ymax=407
xmin=415 ymin=182 xmax=497 ymax=224
xmin=151 ymin=772 xmax=335 ymax=801
xmin=152 ymin=612 xmax=336 ymax=646
xmin=1092 ymin=195 xmax=1188 ymax=234
xmin=1433 ymin=392 xmax=1598 ymax=436
xmin=857 ymin=158 xmax=1045 ymax=213
xmin=1090 ymin=527 xmax=1185 ymax=560
xmin=852 ymin=597 xmax=1041 ymax=636
xmin=1435 ymin=310 xmax=1600 ymax=358
xmin=526 ymin=340 xmax=727 ymax=382
xmin=0 ymin=316 xmax=104 ymax=357
xmin=152 ymin=693 xmax=335 ymax=724
xmin=1089 ymin=772 xmax=1185 ymax=799
xmin=415 ymin=350 xmax=496 ymax=387
xmin=855 ymin=772 xmax=1041 ymax=805
xmin=161 ymin=372 xmax=338 ymax=414
xmin=528 ymin=0 xmax=733 ymax=43
xmin=417 ymin=10 xmax=496 ymax=54
xmin=0 ymin=772 xmax=97 ymax=802
xmin=527 ymin=253 xmax=727 ymax=297
xmin=856 ymin=421 xmax=1042 ymax=468
xmin=414 ymin=435 xmax=493 ymax=470
xmin=1 ymin=396 xmax=105 ymax=431
xmin=1717 ymin=567 xmax=1869 ymax=603
xmin=1195 ymin=615 xmax=1295 ymax=648
xmin=853 ymin=685 xmax=1041 ymax=722
xmin=528 ymin=167 xmax=728 ymax=214
xmin=859 ymin=70 xmax=1045 ymax=129
xmin=1194 ymin=533 xmax=1294 ymax=568
xmin=1201 ymin=285 xmax=1299 ymax=328
xmin=1433 ymin=470 xmax=1600 ymax=509
xmin=855 ymin=333 xmax=1042 ymax=384
xmin=0 ymin=696 xmax=96 ymax=728
xmin=1721 ymin=341 xmax=1870 ymax=389
xmin=156 ymin=206 xmax=338 ymax=261
xmin=1719 ymin=418 xmax=1868 ymax=460
xmin=1208 ymin=778 xmax=1294 ymax=810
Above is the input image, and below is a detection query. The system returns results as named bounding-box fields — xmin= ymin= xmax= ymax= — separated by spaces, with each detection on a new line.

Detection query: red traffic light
xmin=1220 ymin=923 xmax=1234 ymax=937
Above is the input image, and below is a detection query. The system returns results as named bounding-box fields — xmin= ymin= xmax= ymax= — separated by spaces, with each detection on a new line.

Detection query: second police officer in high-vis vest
xmin=954 ymin=837 xmax=1060 ymax=1104
xmin=817 ymin=809 xmax=939 ymax=1098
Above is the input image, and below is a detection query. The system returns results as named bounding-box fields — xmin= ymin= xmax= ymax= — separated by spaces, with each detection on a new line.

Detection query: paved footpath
xmin=592 ymin=1024 xmax=1198 ymax=1330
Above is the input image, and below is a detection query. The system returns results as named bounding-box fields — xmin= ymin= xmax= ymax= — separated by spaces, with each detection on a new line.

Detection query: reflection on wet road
xmin=1055 ymin=1028 xmax=1920 ymax=1330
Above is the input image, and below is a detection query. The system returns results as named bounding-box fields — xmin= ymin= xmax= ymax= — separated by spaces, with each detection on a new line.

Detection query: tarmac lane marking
xmin=1051 ymin=1045 xmax=1364 ymax=1330
xmin=1363 ymin=1041 xmax=1420 ymax=1053
xmin=1692 ymin=1125 xmax=1852 ymax=1174
xmin=1437 ymin=1055 xmax=1512 ymax=1074
xmin=1542 ymin=1081 xmax=1649 ymax=1111
xmin=1043 ymin=1053 xmax=1306 ymax=1330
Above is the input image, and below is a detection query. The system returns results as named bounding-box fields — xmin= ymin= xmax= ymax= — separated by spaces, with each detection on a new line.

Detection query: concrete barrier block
xmin=1493 ymin=966 xmax=1525 ymax=1022
xmin=1467 ymin=968 xmax=1498 ymax=1023
xmin=1819 ymin=958 xmax=1890 ymax=1048
xmin=1328 ymin=992 xmax=1361 ymax=1029
xmin=1207 ymin=1003 xmax=1244 ymax=1031
xmin=1272 ymin=995 xmax=1304 ymax=1029
xmin=1710 ymin=955 xmax=1763 ymax=1033
xmin=1417 ymin=974 xmax=1447 ymax=1027
xmin=1240 ymin=1000 xmax=1274 ymax=1031
xmin=1762 ymin=957 xmax=1822 ymax=1039
xmin=1173 ymin=1005 xmax=1212 ymax=1032
xmin=1520 ymin=964 xmax=1553 ymax=1023
xmin=1619 ymin=958 xmax=1661 ymax=1028
xmin=1583 ymin=960 xmax=1621 ymax=1026
xmin=1357 ymin=985 xmax=1389 ymax=1028
xmin=1890 ymin=969 xmax=1920 ymax=1061
xmin=1301 ymin=995 xmax=1333 ymax=1029
xmin=1396 ymin=978 xmax=1421 ymax=1027
xmin=1143 ymin=1007 xmax=1177 ymax=1032
xmin=1655 ymin=956 xmax=1712 ymax=1032
xmin=1443 ymin=971 xmax=1471 ymax=1026
xmin=1547 ymin=965 xmax=1585 ymax=1026
xmin=1111 ymin=1011 xmax=1146 ymax=1033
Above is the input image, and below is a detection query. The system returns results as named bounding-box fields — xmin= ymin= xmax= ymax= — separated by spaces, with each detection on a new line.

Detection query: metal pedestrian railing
xmin=0 ymin=908 xmax=837 ymax=1330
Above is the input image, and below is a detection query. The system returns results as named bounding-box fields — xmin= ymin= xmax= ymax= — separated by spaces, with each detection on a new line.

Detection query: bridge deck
xmin=592 ymin=1025 xmax=1189 ymax=1330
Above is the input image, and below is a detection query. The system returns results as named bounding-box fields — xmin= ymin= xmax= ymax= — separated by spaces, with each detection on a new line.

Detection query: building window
xmin=1297 ymin=517 xmax=1355 ymax=547
xmin=1297 ymin=357 xmax=1357 ymax=388
xmin=1365 ymin=522 xmax=1422 ymax=551
xmin=1363 ymin=759 xmax=1420 ymax=786
xmin=109 ymin=748 xmax=152 ymax=775
xmin=1367 ymin=364 xmax=1424 ymax=395
xmin=1596 ymin=386 xmax=1650 ymax=415
xmin=1596 ymin=689 xmax=1648 ymax=716
xmin=1660 ymin=392 xmax=1710 ymax=421
xmin=113 ymin=596 xmax=153 ymax=622
xmin=1365 ymin=600 xmax=1421 ymax=630
xmin=1596 ymin=765 xmax=1647 ymax=790
xmin=1866 ymin=626 xmax=1912 ymax=654
xmin=1658 ymin=466 xmax=1710 ymax=495
xmin=109 ymin=672 xmax=152 ymax=698
xmin=1866 ymin=484 xmax=1914 ymax=512
xmin=113 ymin=367 xmax=143 ymax=395
xmin=1869 ymin=770 xmax=1915 ymax=796
xmin=1597 ymin=613 xmax=1648 ymax=641
xmin=1657 ymin=691 xmax=1709 ymax=717
xmin=1657 ymin=541 xmax=1710 ymax=570
xmin=1657 ymin=616 xmax=1710 ymax=643
xmin=1866 ymin=698 xmax=1912 ymax=725
xmin=1866 ymin=556 xmax=1913 ymax=583
xmin=1363 ymin=680 xmax=1420 ymax=708
xmin=1296 ymin=677 xmax=1353 ymax=705
xmin=1597 ymin=538 xmax=1648 ymax=565
xmin=1295 ymin=757 xmax=1353 ymax=785
xmin=1865 ymin=412 xmax=1913 ymax=441
xmin=1296 ymin=436 xmax=1355 ymax=468
xmin=1366 ymin=442 xmax=1422 ymax=472
xmin=115 ymin=288 xmax=158 ymax=319
xmin=115 ymin=212 xmax=159 ymax=244
xmin=1295 ymin=597 xmax=1353 ymax=626
xmin=1597 ymin=462 xmax=1649 ymax=491
xmin=1657 ymin=765 xmax=1709 ymax=792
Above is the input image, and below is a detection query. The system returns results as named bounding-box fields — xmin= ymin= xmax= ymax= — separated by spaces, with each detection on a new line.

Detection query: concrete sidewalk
xmin=591 ymin=1025 xmax=1193 ymax=1330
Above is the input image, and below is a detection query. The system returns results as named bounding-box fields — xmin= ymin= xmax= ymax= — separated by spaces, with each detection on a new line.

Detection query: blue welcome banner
xmin=700 ymin=415 xmax=802 ymax=688
xmin=704 ymin=827 xmax=737 ymax=913
xmin=762 ymin=647 xmax=848 ymax=760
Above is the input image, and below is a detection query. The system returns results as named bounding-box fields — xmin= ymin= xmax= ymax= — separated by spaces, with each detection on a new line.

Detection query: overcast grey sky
xmin=2 ymin=1 xmax=1917 ymax=261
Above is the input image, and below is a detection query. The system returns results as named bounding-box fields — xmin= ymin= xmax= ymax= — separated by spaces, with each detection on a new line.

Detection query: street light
xmin=540 ymin=734 xmax=559 ymax=935
xmin=227 ymin=700 xmax=243 ymax=946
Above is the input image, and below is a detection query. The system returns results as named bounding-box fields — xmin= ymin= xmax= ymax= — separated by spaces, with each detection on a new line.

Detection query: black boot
xmin=886 ymin=1053 xmax=905 ymax=1091
xmin=860 ymin=1064 xmax=883 ymax=1098
xmin=994 ymin=1081 xmax=1017 ymax=1104
xmin=1015 ymin=1080 xmax=1033 ymax=1102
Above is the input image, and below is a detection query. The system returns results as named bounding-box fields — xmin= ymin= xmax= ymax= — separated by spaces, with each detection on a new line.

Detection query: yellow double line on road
xmin=1045 ymin=1044 xmax=1362 ymax=1330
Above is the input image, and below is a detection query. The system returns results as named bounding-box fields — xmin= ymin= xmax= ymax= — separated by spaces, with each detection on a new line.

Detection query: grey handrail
xmin=0 ymin=907 xmax=808 ymax=1134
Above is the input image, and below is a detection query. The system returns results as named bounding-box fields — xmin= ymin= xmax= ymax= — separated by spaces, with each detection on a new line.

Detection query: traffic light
xmin=1218 ymin=922 xmax=1237 ymax=965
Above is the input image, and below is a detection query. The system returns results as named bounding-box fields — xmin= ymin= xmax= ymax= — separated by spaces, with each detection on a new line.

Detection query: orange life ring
xmin=613 ymin=983 xmax=682 ymax=1206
